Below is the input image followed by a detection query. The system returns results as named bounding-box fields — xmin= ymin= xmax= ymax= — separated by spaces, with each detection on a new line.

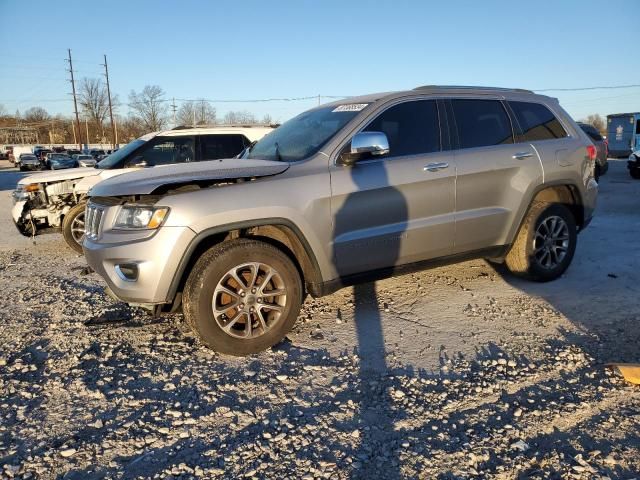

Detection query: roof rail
xmin=171 ymin=124 xmax=277 ymax=130
xmin=413 ymin=85 xmax=534 ymax=94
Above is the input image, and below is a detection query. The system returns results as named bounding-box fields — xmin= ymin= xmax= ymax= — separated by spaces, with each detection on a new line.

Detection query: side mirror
xmin=338 ymin=131 xmax=390 ymax=166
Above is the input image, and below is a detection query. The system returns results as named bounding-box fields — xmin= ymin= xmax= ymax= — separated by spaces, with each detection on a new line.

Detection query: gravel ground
xmin=0 ymin=159 xmax=638 ymax=480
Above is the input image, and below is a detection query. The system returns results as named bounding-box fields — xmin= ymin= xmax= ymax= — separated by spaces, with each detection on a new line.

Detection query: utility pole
xmin=171 ymin=97 xmax=177 ymax=126
xmin=67 ymin=48 xmax=82 ymax=151
xmin=318 ymin=94 xmax=321 ymax=106
xmin=102 ymin=54 xmax=117 ymax=149
xmin=85 ymin=118 xmax=89 ymax=148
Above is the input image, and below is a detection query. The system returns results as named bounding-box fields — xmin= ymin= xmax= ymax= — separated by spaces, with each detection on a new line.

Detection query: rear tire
xmin=630 ymin=168 xmax=640 ymax=180
xmin=505 ymin=202 xmax=577 ymax=282
xmin=62 ymin=202 xmax=87 ymax=254
xmin=183 ymin=238 xmax=303 ymax=356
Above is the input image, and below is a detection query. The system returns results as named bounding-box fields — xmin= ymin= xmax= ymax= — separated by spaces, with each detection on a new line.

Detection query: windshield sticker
xmin=332 ymin=104 xmax=368 ymax=113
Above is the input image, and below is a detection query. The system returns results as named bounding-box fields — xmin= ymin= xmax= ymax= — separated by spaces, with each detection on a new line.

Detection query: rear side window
xmin=451 ymin=99 xmax=513 ymax=149
xmin=509 ymin=101 xmax=567 ymax=141
xmin=138 ymin=136 xmax=195 ymax=166
xmin=199 ymin=134 xmax=249 ymax=160
xmin=363 ymin=100 xmax=440 ymax=156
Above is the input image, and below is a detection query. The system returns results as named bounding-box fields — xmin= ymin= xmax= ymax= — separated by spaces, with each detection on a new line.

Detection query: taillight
xmin=586 ymin=145 xmax=597 ymax=161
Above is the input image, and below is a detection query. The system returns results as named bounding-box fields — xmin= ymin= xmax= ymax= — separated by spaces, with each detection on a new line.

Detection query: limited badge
xmin=332 ymin=104 xmax=368 ymax=112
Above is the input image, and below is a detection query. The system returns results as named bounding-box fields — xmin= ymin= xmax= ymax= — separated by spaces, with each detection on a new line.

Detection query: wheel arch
xmin=166 ymin=218 xmax=323 ymax=304
xmin=507 ymin=182 xmax=586 ymax=248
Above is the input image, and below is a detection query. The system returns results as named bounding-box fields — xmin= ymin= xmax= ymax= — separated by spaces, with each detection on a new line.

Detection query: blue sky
xmin=1 ymin=0 xmax=639 ymax=123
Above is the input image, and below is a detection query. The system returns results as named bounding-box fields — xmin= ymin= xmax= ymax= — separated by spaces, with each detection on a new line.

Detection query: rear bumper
xmin=582 ymin=178 xmax=598 ymax=230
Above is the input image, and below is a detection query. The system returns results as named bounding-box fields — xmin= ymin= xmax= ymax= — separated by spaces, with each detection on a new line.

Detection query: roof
xmin=319 ymin=85 xmax=543 ymax=110
xmin=153 ymin=125 xmax=274 ymax=142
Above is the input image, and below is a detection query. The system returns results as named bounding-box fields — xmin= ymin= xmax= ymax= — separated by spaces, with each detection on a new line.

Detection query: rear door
xmin=449 ymin=98 xmax=544 ymax=253
xmin=330 ymin=98 xmax=456 ymax=276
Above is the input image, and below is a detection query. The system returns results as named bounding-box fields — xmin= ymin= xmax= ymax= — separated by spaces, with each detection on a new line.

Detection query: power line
xmin=534 ymin=84 xmax=640 ymax=92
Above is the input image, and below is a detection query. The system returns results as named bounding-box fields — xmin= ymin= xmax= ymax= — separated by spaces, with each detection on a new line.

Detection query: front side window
xmin=509 ymin=101 xmax=567 ymax=141
xmin=135 ymin=136 xmax=195 ymax=166
xmin=451 ymin=99 xmax=513 ymax=149
xmin=199 ymin=134 xmax=248 ymax=160
xmin=363 ymin=100 xmax=440 ymax=157
xmin=636 ymin=119 xmax=640 ymax=135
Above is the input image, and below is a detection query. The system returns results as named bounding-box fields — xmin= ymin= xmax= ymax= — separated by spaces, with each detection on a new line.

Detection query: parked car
xmin=3 ymin=146 xmax=14 ymax=162
xmin=89 ymin=149 xmax=106 ymax=159
xmin=17 ymin=154 xmax=41 ymax=171
xmin=12 ymin=126 xmax=273 ymax=251
xmin=43 ymin=153 xmax=69 ymax=169
xmin=577 ymin=122 xmax=608 ymax=180
xmin=82 ymin=85 xmax=598 ymax=356
xmin=0 ymin=146 xmax=13 ymax=160
xmin=34 ymin=148 xmax=51 ymax=162
xmin=48 ymin=155 xmax=77 ymax=170
xmin=73 ymin=154 xmax=97 ymax=167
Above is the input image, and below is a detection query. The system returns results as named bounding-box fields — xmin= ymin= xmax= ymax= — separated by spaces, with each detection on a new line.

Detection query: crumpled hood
xmin=18 ymin=167 xmax=98 ymax=186
xmin=89 ymin=158 xmax=290 ymax=197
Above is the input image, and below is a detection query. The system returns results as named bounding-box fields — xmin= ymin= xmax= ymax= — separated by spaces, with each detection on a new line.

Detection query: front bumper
xmin=83 ymin=226 xmax=196 ymax=305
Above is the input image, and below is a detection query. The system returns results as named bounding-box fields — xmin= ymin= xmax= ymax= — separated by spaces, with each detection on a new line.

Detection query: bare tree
xmin=0 ymin=104 xmax=6 ymax=118
xmin=117 ymin=114 xmax=146 ymax=142
xmin=78 ymin=78 xmax=116 ymax=137
xmin=223 ymin=110 xmax=257 ymax=125
xmin=128 ymin=85 xmax=168 ymax=132
xmin=177 ymin=100 xmax=216 ymax=126
xmin=23 ymin=107 xmax=50 ymax=124
xmin=582 ymin=114 xmax=606 ymax=135
xmin=261 ymin=114 xmax=273 ymax=125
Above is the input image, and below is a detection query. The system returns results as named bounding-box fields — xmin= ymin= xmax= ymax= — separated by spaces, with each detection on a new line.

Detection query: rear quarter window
xmin=509 ymin=101 xmax=567 ymax=141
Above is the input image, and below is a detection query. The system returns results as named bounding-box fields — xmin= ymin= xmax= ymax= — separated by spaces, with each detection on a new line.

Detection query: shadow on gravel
xmin=332 ymin=159 xmax=407 ymax=479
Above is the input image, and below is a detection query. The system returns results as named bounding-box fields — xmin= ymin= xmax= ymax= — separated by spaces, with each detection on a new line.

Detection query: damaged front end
xmin=12 ymin=180 xmax=79 ymax=237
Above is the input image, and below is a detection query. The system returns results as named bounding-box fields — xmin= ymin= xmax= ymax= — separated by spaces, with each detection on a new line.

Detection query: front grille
xmin=85 ymin=203 xmax=104 ymax=240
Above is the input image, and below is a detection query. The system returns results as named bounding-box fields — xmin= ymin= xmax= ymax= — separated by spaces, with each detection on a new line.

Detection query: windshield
xmin=97 ymin=139 xmax=146 ymax=169
xmin=246 ymin=105 xmax=366 ymax=162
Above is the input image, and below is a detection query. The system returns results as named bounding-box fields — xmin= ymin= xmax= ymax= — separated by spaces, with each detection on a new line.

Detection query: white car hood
xmin=18 ymin=167 xmax=99 ymax=186
xmin=90 ymin=158 xmax=290 ymax=197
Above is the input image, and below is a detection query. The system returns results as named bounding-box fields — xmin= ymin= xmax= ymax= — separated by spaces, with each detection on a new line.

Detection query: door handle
xmin=424 ymin=162 xmax=449 ymax=172
xmin=513 ymin=152 xmax=533 ymax=160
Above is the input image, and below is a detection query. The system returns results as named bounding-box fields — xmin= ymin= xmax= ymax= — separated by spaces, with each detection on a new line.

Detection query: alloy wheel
xmin=212 ymin=262 xmax=287 ymax=339
xmin=533 ymin=215 xmax=570 ymax=269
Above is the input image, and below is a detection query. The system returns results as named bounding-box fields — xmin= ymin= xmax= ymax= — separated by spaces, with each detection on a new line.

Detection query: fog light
xmin=115 ymin=263 xmax=139 ymax=281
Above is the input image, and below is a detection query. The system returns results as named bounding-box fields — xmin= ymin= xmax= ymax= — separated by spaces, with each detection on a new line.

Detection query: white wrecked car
xmin=12 ymin=125 xmax=273 ymax=253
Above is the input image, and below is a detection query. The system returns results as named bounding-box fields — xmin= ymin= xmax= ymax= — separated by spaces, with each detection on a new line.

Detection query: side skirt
xmin=307 ymin=245 xmax=510 ymax=298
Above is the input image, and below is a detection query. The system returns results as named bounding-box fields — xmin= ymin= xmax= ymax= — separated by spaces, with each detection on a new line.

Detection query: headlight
xmin=114 ymin=205 xmax=169 ymax=230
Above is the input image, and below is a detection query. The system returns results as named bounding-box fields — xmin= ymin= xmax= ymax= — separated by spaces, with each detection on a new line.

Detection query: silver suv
xmin=84 ymin=86 xmax=598 ymax=356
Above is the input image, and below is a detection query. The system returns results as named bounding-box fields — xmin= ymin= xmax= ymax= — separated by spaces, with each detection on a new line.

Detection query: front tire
xmin=505 ymin=202 xmax=577 ymax=282
xmin=630 ymin=168 xmax=640 ymax=180
xmin=183 ymin=238 xmax=303 ymax=356
xmin=62 ymin=202 xmax=87 ymax=254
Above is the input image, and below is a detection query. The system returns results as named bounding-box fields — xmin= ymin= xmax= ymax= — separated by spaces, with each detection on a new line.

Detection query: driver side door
xmin=329 ymin=99 xmax=456 ymax=277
